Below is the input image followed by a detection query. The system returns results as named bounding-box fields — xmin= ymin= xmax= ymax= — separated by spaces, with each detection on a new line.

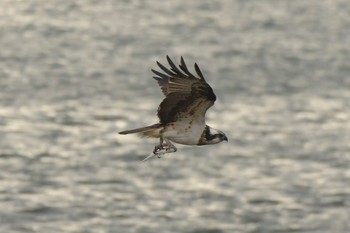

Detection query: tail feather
xmin=119 ymin=123 xmax=162 ymax=137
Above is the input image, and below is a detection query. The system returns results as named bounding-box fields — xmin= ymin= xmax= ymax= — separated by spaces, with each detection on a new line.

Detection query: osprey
xmin=119 ymin=56 xmax=227 ymax=158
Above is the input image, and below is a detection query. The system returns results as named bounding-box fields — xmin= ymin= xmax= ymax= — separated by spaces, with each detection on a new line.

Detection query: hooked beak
xmin=222 ymin=135 xmax=228 ymax=142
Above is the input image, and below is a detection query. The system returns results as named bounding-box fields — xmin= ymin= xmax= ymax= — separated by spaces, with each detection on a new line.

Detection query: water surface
xmin=0 ymin=0 xmax=350 ymax=232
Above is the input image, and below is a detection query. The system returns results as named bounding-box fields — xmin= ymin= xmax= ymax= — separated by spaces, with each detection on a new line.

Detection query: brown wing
xmin=152 ymin=56 xmax=216 ymax=124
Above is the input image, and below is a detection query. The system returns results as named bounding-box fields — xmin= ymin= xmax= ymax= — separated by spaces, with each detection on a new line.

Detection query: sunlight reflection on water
xmin=0 ymin=0 xmax=350 ymax=233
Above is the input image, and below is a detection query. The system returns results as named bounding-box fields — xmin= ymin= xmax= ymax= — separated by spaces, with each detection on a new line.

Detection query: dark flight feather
xmin=152 ymin=56 xmax=216 ymax=124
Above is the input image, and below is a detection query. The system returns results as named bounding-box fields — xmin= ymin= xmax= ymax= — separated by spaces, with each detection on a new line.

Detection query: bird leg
xmin=163 ymin=138 xmax=177 ymax=153
xmin=153 ymin=138 xmax=177 ymax=158
xmin=153 ymin=138 xmax=164 ymax=156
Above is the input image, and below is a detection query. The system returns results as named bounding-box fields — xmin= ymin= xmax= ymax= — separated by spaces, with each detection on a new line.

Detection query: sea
xmin=0 ymin=0 xmax=349 ymax=232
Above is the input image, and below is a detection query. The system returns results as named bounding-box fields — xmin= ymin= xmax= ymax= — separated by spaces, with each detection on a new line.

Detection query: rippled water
xmin=1 ymin=0 xmax=350 ymax=232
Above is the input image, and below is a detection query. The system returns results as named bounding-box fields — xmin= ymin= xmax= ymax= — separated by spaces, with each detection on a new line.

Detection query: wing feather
xmin=167 ymin=55 xmax=185 ymax=77
xmin=194 ymin=63 xmax=205 ymax=81
xmin=179 ymin=56 xmax=197 ymax=79
xmin=156 ymin=61 xmax=176 ymax=77
xmin=152 ymin=56 xmax=216 ymax=124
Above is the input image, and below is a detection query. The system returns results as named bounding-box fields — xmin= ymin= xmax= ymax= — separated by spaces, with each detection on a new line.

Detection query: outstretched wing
xmin=152 ymin=56 xmax=216 ymax=125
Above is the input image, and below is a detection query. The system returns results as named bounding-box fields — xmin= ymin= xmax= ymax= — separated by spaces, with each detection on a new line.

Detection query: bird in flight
xmin=119 ymin=56 xmax=227 ymax=159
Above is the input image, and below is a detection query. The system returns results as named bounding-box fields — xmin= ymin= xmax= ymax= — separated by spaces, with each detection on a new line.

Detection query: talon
xmin=153 ymin=144 xmax=163 ymax=154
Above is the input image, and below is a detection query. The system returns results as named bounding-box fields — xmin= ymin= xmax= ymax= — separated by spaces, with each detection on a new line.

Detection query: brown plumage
xmin=119 ymin=56 xmax=227 ymax=156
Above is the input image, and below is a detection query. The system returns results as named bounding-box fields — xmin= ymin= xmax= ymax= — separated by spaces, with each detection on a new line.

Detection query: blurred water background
xmin=1 ymin=0 xmax=350 ymax=232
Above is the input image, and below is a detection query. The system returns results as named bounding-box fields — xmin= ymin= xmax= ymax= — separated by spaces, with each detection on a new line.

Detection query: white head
xmin=198 ymin=125 xmax=228 ymax=145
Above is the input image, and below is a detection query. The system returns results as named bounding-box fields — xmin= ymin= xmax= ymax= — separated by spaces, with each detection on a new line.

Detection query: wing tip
xmin=153 ymin=56 xmax=207 ymax=81
xmin=194 ymin=62 xmax=205 ymax=81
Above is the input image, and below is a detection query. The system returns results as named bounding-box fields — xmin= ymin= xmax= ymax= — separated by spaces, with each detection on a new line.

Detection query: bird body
xmin=119 ymin=56 xmax=227 ymax=156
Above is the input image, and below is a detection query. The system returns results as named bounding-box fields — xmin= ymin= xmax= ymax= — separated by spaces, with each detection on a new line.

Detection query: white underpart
xmin=161 ymin=119 xmax=205 ymax=145
xmin=209 ymin=127 xmax=220 ymax=136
